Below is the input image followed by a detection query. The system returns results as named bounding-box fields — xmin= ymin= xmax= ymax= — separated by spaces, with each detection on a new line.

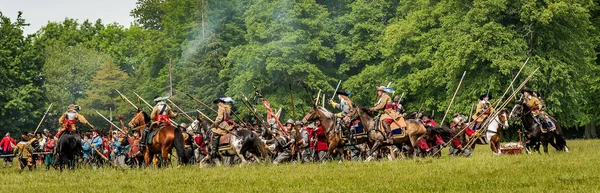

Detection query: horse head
xmin=497 ymin=108 xmax=510 ymax=129
xmin=509 ymin=100 xmax=524 ymax=119
xmin=302 ymin=106 xmax=321 ymax=123
xmin=129 ymin=109 xmax=149 ymax=129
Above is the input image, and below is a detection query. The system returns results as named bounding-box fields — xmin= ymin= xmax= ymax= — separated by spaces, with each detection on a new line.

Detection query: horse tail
xmin=550 ymin=117 xmax=567 ymax=151
xmin=172 ymin=127 xmax=188 ymax=164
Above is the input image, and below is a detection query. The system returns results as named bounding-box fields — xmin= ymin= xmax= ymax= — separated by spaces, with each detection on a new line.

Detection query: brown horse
xmin=348 ymin=107 xmax=427 ymax=161
xmin=128 ymin=110 xmax=188 ymax=166
xmin=302 ymin=106 xmax=350 ymax=162
xmin=451 ymin=109 xmax=509 ymax=156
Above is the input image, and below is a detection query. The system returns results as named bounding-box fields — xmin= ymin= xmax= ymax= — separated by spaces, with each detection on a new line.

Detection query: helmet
xmin=286 ymin=119 xmax=294 ymax=125
xmin=295 ymin=121 xmax=303 ymax=126
xmin=178 ymin=123 xmax=188 ymax=128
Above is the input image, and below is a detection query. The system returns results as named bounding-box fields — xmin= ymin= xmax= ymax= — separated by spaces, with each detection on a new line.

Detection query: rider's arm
xmin=150 ymin=106 xmax=158 ymax=120
xmin=167 ymin=107 xmax=178 ymax=118
xmin=214 ymin=107 xmax=224 ymax=124
xmin=370 ymin=94 xmax=389 ymax=111
xmin=58 ymin=113 xmax=66 ymax=125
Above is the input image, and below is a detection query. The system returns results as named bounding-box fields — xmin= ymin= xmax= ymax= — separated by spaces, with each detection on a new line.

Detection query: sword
xmin=93 ymin=109 xmax=125 ymax=133
xmin=398 ymin=92 xmax=405 ymax=103
xmin=330 ymin=80 xmax=342 ymax=100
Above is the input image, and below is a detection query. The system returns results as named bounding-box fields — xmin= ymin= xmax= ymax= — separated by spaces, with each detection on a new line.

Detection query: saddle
xmin=378 ymin=116 xmax=407 ymax=138
xmin=218 ymin=133 xmax=233 ymax=150
xmin=147 ymin=128 xmax=160 ymax=145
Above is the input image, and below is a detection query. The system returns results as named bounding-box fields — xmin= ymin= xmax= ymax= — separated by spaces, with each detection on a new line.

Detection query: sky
xmin=0 ymin=0 xmax=138 ymax=35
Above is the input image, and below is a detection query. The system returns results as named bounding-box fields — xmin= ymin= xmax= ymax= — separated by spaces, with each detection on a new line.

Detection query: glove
xmin=118 ymin=115 xmax=123 ymax=120
xmin=329 ymin=100 xmax=338 ymax=108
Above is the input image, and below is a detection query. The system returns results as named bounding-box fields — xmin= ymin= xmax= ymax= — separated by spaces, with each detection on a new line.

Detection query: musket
xmin=33 ymin=103 xmax=53 ymax=134
xmin=440 ymin=71 xmax=466 ymax=125
xmin=115 ymin=89 xmax=138 ymax=110
xmin=167 ymin=99 xmax=194 ymax=122
xmin=93 ymin=109 xmax=125 ymax=133
xmin=330 ymin=80 xmax=342 ymax=100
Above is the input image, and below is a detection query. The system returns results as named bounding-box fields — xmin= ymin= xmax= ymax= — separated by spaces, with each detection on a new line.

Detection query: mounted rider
xmin=522 ymin=88 xmax=553 ymax=132
xmin=142 ymin=95 xmax=178 ymax=147
xmin=369 ymin=86 xmax=403 ymax=143
xmin=57 ymin=104 xmax=93 ymax=139
xmin=468 ymin=93 xmax=494 ymax=136
xmin=150 ymin=95 xmax=178 ymax=126
xmin=329 ymin=89 xmax=354 ymax=143
xmin=210 ymin=98 xmax=234 ymax=158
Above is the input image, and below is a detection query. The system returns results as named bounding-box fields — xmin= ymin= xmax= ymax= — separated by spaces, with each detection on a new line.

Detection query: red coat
xmin=194 ymin=135 xmax=206 ymax=155
xmin=45 ymin=139 xmax=55 ymax=152
xmin=313 ymin=126 xmax=328 ymax=151
xmin=0 ymin=136 xmax=16 ymax=153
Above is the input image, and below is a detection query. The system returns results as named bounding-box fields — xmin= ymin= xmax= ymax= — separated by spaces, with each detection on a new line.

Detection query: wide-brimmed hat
xmin=336 ymin=90 xmax=349 ymax=96
xmin=213 ymin=98 xmax=225 ymax=104
xmin=376 ymin=86 xmax=386 ymax=91
xmin=522 ymin=88 xmax=533 ymax=94
xmin=479 ymin=93 xmax=492 ymax=100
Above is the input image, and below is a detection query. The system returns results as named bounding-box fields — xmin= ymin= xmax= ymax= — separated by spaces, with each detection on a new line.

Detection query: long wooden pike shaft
xmin=93 ymin=109 xmax=125 ymax=133
xmin=441 ymin=71 xmax=467 ymax=125
xmin=183 ymin=92 xmax=217 ymax=113
xmin=196 ymin=110 xmax=214 ymax=123
xmin=133 ymin=92 xmax=153 ymax=109
xmin=167 ymin=99 xmax=194 ymax=122
xmin=33 ymin=103 xmax=53 ymax=134
xmin=115 ymin=89 xmax=138 ymax=110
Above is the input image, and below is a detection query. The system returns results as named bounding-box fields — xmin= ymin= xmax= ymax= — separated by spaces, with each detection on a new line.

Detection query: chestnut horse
xmin=302 ymin=106 xmax=357 ymax=162
xmin=128 ymin=110 xmax=188 ymax=166
xmin=348 ymin=107 xmax=427 ymax=161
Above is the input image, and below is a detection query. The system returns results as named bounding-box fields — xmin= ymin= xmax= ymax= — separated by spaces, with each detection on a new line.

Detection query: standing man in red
xmin=312 ymin=120 xmax=328 ymax=161
xmin=1 ymin=132 xmax=16 ymax=168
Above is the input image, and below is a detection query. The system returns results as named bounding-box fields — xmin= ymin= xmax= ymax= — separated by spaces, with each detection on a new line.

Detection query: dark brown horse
xmin=348 ymin=107 xmax=427 ymax=161
xmin=509 ymin=101 xmax=568 ymax=153
xmin=128 ymin=110 xmax=188 ymax=166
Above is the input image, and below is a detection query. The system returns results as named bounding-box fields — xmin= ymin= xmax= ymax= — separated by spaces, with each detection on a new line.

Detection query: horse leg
xmin=161 ymin=148 xmax=170 ymax=167
xmin=366 ymin=141 xmax=381 ymax=162
xmin=541 ymin=140 xmax=549 ymax=154
xmin=490 ymin=135 xmax=500 ymax=155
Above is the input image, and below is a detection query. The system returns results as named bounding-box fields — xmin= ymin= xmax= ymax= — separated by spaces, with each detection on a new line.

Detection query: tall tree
xmin=0 ymin=12 xmax=45 ymax=134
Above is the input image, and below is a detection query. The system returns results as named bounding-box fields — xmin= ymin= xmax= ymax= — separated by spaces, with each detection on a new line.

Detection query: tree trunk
xmin=583 ymin=120 xmax=597 ymax=139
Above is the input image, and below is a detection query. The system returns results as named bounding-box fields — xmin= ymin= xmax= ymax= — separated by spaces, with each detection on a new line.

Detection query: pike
xmin=181 ymin=91 xmax=217 ymax=113
xmin=468 ymin=103 xmax=475 ymax=123
xmin=93 ymin=109 xmax=125 ymax=133
xmin=240 ymin=92 xmax=272 ymax=135
xmin=115 ymin=89 xmax=138 ymax=110
xmin=289 ymin=84 xmax=296 ymax=121
xmin=330 ymin=80 xmax=342 ymax=100
xmin=465 ymin=67 xmax=539 ymax=148
xmin=196 ymin=110 xmax=214 ymax=123
xmin=398 ymin=92 xmax=405 ymax=103
xmin=315 ymin=89 xmax=322 ymax=106
xmin=167 ymin=99 xmax=194 ymax=122
xmin=33 ymin=103 xmax=53 ymax=134
xmin=440 ymin=71 xmax=466 ymax=125
xmin=133 ymin=92 xmax=153 ymax=109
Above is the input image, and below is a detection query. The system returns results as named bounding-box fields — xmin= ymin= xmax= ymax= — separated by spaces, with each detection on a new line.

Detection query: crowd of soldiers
xmin=0 ymin=84 xmax=553 ymax=169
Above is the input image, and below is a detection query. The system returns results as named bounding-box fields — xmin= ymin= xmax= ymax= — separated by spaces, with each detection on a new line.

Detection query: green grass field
xmin=1 ymin=140 xmax=599 ymax=193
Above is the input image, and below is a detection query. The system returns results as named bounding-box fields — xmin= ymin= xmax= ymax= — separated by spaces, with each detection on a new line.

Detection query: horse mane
xmin=141 ymin=111 xmax=151 ymax=124
xmin=357 ymin=106 xmax=373 ymax=117
xmin=317 ymin=106 xmax=334 ymax=119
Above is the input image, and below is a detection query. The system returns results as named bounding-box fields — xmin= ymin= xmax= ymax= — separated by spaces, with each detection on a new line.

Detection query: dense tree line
xmin=1 ymin=0 xmax=598 ymax=137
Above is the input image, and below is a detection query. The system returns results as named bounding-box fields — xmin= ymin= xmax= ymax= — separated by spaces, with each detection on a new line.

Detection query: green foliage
xmin=2 ymin=0 xmax=600 ymax=134
xmin=77 ymin=61 xmax=131 ymax=130
xmin=0 ymin=12 xmax=45 ymax=134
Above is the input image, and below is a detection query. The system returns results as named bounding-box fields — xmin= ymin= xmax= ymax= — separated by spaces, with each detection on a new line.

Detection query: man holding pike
xmin=57 ymin=104 xmax=94 ymax=139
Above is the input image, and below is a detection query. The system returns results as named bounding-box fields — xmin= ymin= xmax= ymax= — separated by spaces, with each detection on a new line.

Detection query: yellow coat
xmin=211 ymin=104 xmax=232 ymax=135
xmin=370 ymin=93 xmax=392 ymax=112
xmin=473 ymin=101 xmax=494 ymax=122
xmin=525 ymin=96 xmax=543 ymax=116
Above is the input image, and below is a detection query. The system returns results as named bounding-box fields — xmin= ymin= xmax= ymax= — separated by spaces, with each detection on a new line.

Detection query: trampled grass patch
xmin=1 ymin=140 xmax=599 ymax=192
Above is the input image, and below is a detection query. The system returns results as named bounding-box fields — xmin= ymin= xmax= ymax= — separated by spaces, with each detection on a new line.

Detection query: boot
xmin=211 ymin=135 xmax=220 ymax=158
xmin=140 ymin=127 xmax=149 ymax=147
xmin=383 ymin=121 xmax=393 ymax=143
xmin=537 ymin=115 xmax=550 ymax=130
